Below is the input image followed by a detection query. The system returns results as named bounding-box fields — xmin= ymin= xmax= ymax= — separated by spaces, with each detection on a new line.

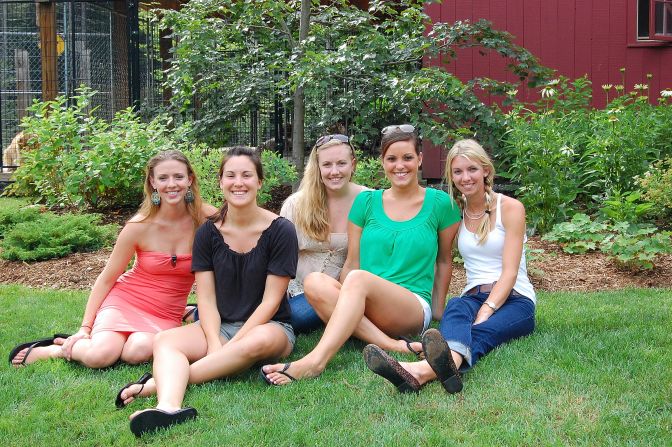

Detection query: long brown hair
xmin=210 ymin=146 xmax=264 ymax=223
xmin=137 ymin=150 xmax=203 ymax=228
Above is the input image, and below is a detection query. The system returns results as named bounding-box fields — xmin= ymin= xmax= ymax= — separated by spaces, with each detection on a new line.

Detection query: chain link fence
xmin=1 ymin=0 xmax=162 ymax=172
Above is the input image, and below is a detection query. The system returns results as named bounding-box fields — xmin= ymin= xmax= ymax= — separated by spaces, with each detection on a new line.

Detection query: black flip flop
xmin=115 ymin=372 xmax=152 ymax=409
xmin=8 ymin=333 xmax=72 ymax=366
xmin=129 ymin=407 xmax=198 ymax=437
xmin=421 ymin=328 xmax=463 ymax=394
xmin=399 ymin=336 xmax=424 ymax=360
xmin=259 ymin=362 xmax=296 ymax=386
xmin=363 ymin=344 xmax=420 ymax=393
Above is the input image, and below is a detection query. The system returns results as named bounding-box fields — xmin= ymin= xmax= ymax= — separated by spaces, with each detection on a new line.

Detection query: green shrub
xmin=0 ymin=205 xmax=42 ymax=239
xmin=601 ymin=223 xmax=672 ymax=270
xmin=500 ymin=77 xmax=672 ymax=233
xmin=543 ymin=214 xmax=672 ymax=270
xmin=598 ymin=190 xmax=653 ymax=224
xmin=1 ymin=213 xmax=118 ymax=261
xmin=183 ymin=146 xmax=223 ymax=208
xmin=636 ymin=158 xmax=672 ymax=219
xmin=8 ymin=88 xmax=180 ymax=210
xmin=352 ymin=151 xmax=390 ymax=190
xmin=542 ymin=213 xmax=608 ymax=254
xmin=258 ymin=150 xmax=298 ymax=205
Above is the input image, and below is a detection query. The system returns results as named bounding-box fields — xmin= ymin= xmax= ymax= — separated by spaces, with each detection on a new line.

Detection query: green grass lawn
xmin=1 ymin=285 xmax=670 ymax=446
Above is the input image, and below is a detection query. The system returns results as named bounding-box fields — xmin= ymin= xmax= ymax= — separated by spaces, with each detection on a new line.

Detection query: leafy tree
xmin=159 ymin=0 xmax=551 ymax=170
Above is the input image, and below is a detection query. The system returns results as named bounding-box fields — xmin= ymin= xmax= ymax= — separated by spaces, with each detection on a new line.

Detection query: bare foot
xmin=395 ymin=339 xmax=423 ymax=357
xmin=11 ymin=344 xmax=63 ymax=367
xmin=398 ymin=359 xmax=437 ymax=386
xmin=261 ymin=357 xmax=325 ymax=386
xmin=120 ymin=378 xmax=157 ymax=407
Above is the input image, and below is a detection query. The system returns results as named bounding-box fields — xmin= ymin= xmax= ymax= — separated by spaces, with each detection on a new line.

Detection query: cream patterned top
xmin=280 ymin=193 xmax=349 ymax=297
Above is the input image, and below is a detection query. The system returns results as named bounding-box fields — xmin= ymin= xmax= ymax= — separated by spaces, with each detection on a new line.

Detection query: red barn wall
xmin=422 ymin=0 xmax=672 ymax=179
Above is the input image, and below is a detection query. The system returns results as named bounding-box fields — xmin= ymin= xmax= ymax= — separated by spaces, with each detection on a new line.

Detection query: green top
xmin=348 ymin=188 xmax=461 ymax=304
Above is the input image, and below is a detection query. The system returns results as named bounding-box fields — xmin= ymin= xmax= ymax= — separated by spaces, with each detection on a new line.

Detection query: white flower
xmin=634 ymin=83 xmax=648 ymax=90
xmin=541 ymin=87 xmax=556 ymax=98
xmin=602 ymin=84 xmax=613 ymax=90
xmin=547 ymin=78 xmax=560 ymax=86
xmin=506 ymin=89 xmax=518 ymax=97
xmin=661 ymin=89 xmax=672 ymax=97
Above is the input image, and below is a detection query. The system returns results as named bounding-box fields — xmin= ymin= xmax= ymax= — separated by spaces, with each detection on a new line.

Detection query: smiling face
xmin=382 ymin=140 xmax=422 ymax=188
xmin=450 ymin=155 xmax=490 ymax=198
xmin=219 ymin=155 xmax=262 ymax=207
xmin=149 ymin=159 xmax=193 ymax=205
xmin=317 ymin=143 xmax=355 ymax=193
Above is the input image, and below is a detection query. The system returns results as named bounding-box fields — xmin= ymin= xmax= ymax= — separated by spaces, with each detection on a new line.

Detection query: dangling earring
xmin=151 ymin=189 xmax=161 ymax=206
xmin=184 ymin=187 xmax=195 ymax=204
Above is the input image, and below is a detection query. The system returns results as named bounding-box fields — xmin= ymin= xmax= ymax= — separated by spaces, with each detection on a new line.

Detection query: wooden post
xmin=36 ymin=0 xmax=58 ymax=103
xmin=15 ymin=49 xmax=31 ymax=120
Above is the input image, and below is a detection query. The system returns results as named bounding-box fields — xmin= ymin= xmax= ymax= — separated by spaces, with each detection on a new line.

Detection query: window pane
xmin=639 ymin=0 xmax=650 ymax=38
xmin=655 ymin=1 xmax=672 ymax=35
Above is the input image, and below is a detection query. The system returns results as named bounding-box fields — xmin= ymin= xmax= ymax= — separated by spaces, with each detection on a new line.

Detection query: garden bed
xmin=2 ymin=237 xmax=670 ymax=293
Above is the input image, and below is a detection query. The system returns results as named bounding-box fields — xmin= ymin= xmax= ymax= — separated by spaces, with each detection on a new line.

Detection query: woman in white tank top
xmin=363 ymin=139 xmax=536 ymax=394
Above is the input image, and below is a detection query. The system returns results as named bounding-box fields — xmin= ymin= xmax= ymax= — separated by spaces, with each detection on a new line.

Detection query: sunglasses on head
xmin=381 ymin=124 xmax=416 ymax=135
xmin=315 ymin=134 xmax=351 ymax=147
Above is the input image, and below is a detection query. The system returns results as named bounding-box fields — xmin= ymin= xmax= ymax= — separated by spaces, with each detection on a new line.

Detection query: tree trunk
xmin=37 ymin=0 xmax=58 ymax=103
xmin=291 ymin=0 xmax=311 ymax=188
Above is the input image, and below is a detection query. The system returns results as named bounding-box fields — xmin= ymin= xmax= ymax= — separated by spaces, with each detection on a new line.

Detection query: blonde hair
xmin=292 ymin=139 xmax=355 ymax=242
xmin=137 ymin=150 xmax=204 ymax=229
xmin=445 ymin=139 xmax=496 ymax=245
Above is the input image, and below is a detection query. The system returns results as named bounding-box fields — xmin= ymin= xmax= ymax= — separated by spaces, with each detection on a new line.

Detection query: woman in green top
xmin=261 ymin=125 xmax=461 ymax=385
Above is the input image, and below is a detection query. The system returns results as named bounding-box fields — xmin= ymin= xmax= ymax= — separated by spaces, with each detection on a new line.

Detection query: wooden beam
xmin=36 ymin=0 xmax=58 ymax=103
xmin=15 ymin=49 xmax=32 ymax=120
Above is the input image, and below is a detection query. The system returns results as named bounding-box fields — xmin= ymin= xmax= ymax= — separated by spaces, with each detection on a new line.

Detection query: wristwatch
xmin=485 ymin=301 xmax=498 ymax=312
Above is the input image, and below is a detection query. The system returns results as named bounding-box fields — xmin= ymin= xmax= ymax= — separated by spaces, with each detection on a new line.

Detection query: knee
xmin=81 ymin=347 xmax=119 ymax=369
xmin=304 ymin=273 xmax=329 ymax=300
xmin=340 ymin=269 xmax=370 ymax=295
xmin=121 ymin=340 xmax=153 ymax=365
xmin=153 ymin=330 xmax=174 ymax=351
xmin=237 ymin=334 xmax=277 ymax=361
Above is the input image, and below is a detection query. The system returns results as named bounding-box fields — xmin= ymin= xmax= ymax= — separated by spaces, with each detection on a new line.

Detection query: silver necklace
xmin=464 ymin=194 xmax=489 ymax=219
xmin=464 ymin=208 xmax=486 ymax=219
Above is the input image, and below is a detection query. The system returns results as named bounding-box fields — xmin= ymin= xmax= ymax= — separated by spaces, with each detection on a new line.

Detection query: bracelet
xmin=80 ymin=324 xmax=92 ymax=330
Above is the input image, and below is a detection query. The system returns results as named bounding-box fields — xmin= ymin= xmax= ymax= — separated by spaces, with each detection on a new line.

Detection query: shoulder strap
xmin=495 ymin=193 xmax=503 ymax=226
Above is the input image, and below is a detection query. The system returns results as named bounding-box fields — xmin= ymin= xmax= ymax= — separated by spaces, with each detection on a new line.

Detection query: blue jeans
xmin=439 ymin=290 xmax=535 ymax=371
xmin=289 ymin=293 xmax=324 ymax=335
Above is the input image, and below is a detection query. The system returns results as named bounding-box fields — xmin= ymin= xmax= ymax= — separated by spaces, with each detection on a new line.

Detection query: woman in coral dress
xmin=9 ymin=150 xmax=216 ymax=368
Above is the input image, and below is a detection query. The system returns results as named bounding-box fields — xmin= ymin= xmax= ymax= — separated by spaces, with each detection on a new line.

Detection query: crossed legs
xmin=261 ymin=270 xmax=425 ymax=385
xmin=126 ymin=321 xmax=291 ymax=412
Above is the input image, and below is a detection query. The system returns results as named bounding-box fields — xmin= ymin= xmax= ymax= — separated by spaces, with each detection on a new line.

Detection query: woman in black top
xmin=123 ymin=147 xmax=298 ymax=437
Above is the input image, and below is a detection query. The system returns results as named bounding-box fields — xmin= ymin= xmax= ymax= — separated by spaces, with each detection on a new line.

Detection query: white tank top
xmin=457 ymin=193 xmax=536 ymax=304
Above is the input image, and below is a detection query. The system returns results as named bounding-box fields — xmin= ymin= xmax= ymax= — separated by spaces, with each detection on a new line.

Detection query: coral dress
xmin=91 ymin=250 xmax=194 ymax=335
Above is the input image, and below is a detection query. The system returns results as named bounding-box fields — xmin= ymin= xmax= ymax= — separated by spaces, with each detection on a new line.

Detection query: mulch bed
xmin=1 ymin=237 xmax=670 ymax=293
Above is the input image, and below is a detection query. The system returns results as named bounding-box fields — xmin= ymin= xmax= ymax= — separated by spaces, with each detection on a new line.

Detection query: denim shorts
xmin=199 ymin=320 xmax=296 ymax=348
